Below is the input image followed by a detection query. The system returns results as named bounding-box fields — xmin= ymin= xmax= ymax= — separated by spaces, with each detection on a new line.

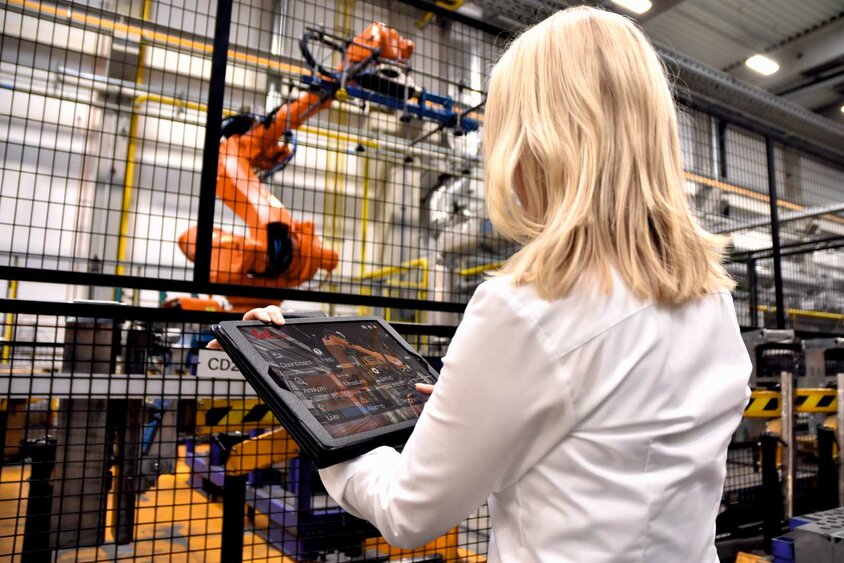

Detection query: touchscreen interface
xmin=238 ymin=322 xmax=435 ymax=438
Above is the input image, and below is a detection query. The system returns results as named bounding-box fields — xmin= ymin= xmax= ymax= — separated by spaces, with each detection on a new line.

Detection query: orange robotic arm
xmin=178 ymin=24 xmax=414 ymax=308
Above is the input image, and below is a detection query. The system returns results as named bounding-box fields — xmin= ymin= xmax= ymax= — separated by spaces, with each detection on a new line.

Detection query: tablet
xmin=211 ymin=317 xmax=439 ymax=467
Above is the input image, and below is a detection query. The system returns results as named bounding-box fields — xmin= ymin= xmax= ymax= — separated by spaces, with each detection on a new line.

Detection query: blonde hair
xmin=484 ymin=6 xmax=733 ymax=304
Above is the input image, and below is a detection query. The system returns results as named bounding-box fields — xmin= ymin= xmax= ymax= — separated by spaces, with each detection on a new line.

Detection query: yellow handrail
xmin=1 ymin=278 xmax=18 ymax=364
xmin=116 ymin=0 xmax=152 ymax=278
xmin=457 ymin=261 xmax=503 ymax=277
xmin=757 ymin=305 xmax=844 ymax=322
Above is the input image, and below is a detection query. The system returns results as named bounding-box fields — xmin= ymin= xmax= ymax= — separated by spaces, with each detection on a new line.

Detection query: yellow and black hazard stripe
xmin=794 ymin=388 xmax=837 ymax=413
xmin=195 ymin=399 xmax=278 ymax=435
xmin=744 ymin=390 xmax=780 ymax=418
xmin=744 ymin=388 xmax=838 ymax=418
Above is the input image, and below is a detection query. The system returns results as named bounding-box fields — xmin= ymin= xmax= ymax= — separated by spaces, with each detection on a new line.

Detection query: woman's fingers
xmin=243 ymin=305 xmax=285 ymax=325
xmin=210 ymin=306 xmax=284 ymax=349
xmin=243 ymin=307 xmax=271 ymax=322
xmin=415 ymin=383 xmax=435 ymax=395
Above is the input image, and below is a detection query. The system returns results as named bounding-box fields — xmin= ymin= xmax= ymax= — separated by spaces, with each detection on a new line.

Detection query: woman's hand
xmin=415 ymin=383 xmax=435 ymax=395
xmin=408 ymin=383 xmax=436 ymax=416
xmin=206 ymin=305 xmax=286 ymax=349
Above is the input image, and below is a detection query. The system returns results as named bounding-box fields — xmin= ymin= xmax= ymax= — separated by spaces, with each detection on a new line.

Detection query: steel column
xmin=766 ymin=137 xmax=786 ymax=329
xmin=193 ymin=0 xmax=233 ymax=284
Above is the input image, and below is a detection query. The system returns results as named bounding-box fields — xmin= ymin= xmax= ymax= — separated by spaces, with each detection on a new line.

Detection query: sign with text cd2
xmin=197 ymin=349 xmax=242 ymax=378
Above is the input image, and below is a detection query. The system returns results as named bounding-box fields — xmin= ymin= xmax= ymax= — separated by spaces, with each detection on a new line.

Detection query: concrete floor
xmin=0 ymin=457 xmax=293 ymax=562
xmin=0 ymin=451 xmax=486 ymax=562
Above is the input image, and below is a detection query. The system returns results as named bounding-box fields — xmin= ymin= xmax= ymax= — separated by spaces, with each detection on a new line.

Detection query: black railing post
xmin=817 ymin=426 xmax=838 ymax=511
xmin=193 ymin=0 xmax=234 ymax=285
xmin=765 ymin=137 xmax=786 ymax=329
xmin=761 ymin=433 xmax=784 ymax=549
xmin=717 ymin=119 xmax=728 ymax=179
xmin=221 ymin=473 xmax=247 ymax=563
xmin=21 ymin=437 xmax=57 ymax=563
xmin=747 ymin=258 xmax=759 ymax=328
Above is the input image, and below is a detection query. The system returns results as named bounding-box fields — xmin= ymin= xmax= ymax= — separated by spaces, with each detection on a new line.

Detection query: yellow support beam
xmin=416 ymin=0 xmax=465 ymax=29
xmin=1 ymin=277 xmax=18 ymax=364
xmin=224 ymin=426 xmax=299 ymax=476
xmin=194 ymin=399 xmax=278 ymax=435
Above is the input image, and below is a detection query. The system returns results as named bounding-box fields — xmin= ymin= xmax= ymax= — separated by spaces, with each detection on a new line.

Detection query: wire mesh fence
xmin=0 ymin=303 xmax=480 ymax=562
xmin=1 ymin=0 xmax=843 ymax=319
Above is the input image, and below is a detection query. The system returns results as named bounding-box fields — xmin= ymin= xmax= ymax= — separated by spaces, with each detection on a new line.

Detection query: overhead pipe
xmin=715 ymin=200 xmax=844 ymax=234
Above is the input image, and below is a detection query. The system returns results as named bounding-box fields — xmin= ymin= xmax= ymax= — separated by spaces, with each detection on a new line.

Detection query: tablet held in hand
xmin=212 ymin=317 xmax=439 ymax=467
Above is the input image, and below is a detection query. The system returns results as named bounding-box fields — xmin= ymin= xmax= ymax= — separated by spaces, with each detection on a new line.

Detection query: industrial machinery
xmin=742 ymin=329 xmax=803 ymax=389
xmin=804 ymin=338 xmax=844 ymax=388
xmin=177 ymin=23 xmax=478 ymax=311
xmin=186 ymin=425 xmax=468 ymax=562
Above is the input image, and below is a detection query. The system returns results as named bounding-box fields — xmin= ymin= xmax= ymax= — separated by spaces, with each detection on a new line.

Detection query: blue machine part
xmin=300 ymin=74 xmax=479 ymax=134
xmin=772 ymin=533 xmax=794 ymax=563
xmin=142 ymin=399 xmax=170 ymax=455
xmin=777 ymin=507 xmax=844 ymax=563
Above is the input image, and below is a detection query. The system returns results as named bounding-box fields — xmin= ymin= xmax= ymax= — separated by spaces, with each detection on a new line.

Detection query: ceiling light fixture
xmin=840 ymin=104 xmax=844 ymax=114
xmin=611 ymin=0 xmax=652 ymax=14
xmin=745 ymin=54 xmax=779 ymax=76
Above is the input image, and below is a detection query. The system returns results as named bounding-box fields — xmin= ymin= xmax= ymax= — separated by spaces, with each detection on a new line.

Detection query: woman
xmin=235 ymin=7 xmax=751 ymax=561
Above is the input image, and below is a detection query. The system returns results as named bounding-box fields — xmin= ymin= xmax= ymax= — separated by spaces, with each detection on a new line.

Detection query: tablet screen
xmin=238 ymin=321 xmax=434 ymax=438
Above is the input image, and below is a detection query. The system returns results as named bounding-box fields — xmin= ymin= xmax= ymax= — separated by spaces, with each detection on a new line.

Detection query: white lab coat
xmin=319 ymin=274 xmax=752 ymax=562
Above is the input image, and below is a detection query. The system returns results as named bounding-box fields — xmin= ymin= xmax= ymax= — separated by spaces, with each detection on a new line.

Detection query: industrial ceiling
xmin=457 ymin=0 xmax=844 ymax=126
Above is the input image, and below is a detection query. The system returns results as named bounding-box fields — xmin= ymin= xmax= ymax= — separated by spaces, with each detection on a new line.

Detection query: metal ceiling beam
xmin=638 ymin=0 xmax=688 ymax=23
xmin=778 ymin=69 xmax=844 ymax=100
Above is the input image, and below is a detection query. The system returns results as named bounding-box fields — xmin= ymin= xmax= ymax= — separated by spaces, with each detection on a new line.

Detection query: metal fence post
xmin=816 ymin=426 xmax=837 ymax=511
xmin=221 ymin=473 xmax=247 ymax=563
xmin=747 ymin=258 xmax=759 ymax=328
xmin=782 ymin=370 xmax=795 ymax=520
xmin=21 ymin=438 xmax=57 ymax=563
xmin=761 ymin=433 xmax=784 ymax=549
xmin=193 ymin=0 xmax=233 ymax=285
xmin=765 ymin=137 xmax=786 ymax=329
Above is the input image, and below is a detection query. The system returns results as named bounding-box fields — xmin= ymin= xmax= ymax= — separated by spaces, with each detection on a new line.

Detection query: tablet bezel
xmin=212 ymin=316 xmax=439 ymax=467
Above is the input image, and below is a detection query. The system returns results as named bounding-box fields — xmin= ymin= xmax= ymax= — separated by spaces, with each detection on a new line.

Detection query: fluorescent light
xmin=611 ymin=0 xmax=652 ymax=14
xmin=745 ymin=54 xmax=779 ymax=76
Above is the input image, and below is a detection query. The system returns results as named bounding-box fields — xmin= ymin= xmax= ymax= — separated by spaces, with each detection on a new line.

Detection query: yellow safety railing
xmin=744 ymin=388 xmax=837 ymax=418
xmin=355 ymin=258 xmax=429 ymax=322
xmin=757 ymin=305 xmax=844 ymax=322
